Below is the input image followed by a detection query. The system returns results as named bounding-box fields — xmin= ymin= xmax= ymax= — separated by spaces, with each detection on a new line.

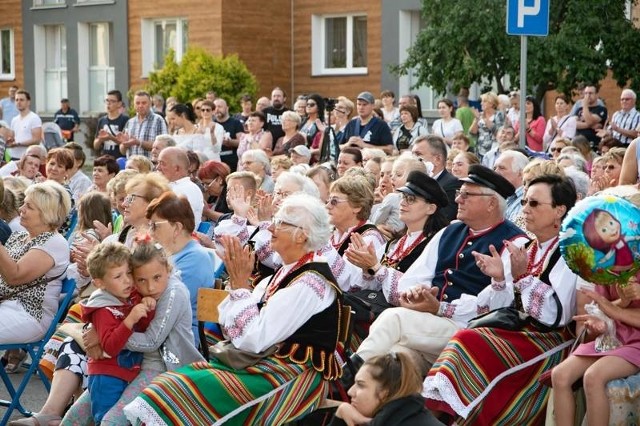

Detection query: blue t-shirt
xmin=171 ymin=239 xmax=216 ymax=346
xmin=339 ymin=116 xmax=393 ymax=147
xmin=0 ymin=98 xmax=18 ymax=125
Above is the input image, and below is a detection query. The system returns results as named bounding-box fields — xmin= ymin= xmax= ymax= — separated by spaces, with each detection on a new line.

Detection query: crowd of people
xmin=0 ymin=83 xmax=638 ymax=426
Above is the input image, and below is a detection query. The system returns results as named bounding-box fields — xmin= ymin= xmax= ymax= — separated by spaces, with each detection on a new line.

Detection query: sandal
xmin=8 ymin=413 xmax=62 ymax=426
xmin=4 ymin=349 xmax=27 ymax=374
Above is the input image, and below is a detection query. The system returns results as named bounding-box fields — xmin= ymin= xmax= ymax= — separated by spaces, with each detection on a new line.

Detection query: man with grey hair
xmin=493 ymin=150 xmax=529 ymax=223
xmin=597 ymin=88 xmax=640 ymax=146
xmin=563 ymin=167 xmax=589 ymax=200
xmin=151 ymin=134 xmax=176 ymax=166
xmin=347 ymin=165 xmax=528 ymax=376
xmin=156 ymin=147 xmax=204 ymax=228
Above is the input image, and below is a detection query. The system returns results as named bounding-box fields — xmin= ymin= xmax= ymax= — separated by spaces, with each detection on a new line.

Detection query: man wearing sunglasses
xmin=350 ymin=165 xmax=528 ymax=375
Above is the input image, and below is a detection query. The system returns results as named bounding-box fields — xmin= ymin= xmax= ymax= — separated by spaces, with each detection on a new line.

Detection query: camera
xmin=324 ymin=97 xmax=337 ymax=112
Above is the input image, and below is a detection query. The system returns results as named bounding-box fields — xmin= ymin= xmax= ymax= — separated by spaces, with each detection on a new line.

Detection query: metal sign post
xmin=506 ymin=0 xmax=550 ymax=150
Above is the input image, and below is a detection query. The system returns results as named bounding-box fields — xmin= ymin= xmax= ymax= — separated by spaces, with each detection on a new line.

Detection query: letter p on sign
xmin=506 ymin=0 xmax=549 ymax=37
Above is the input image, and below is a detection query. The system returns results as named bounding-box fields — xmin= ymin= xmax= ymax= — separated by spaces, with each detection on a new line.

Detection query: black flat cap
xmin=397 ymin=170 xmax=449 ymax=208
xmin=459 ymin=164 xmax=515 ymax=199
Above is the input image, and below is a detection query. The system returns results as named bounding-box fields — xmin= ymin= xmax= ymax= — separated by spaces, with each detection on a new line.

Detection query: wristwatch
xmin=366 ymin=262 xmax=382 ymax=276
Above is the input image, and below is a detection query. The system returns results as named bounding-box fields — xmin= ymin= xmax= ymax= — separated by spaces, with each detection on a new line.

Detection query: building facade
xmin=0 ymin=0 xmax=636 ymax=118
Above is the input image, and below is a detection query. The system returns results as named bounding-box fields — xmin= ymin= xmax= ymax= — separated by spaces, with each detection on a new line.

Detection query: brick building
xmin=0 ymin=0 xmax=637 ymax=119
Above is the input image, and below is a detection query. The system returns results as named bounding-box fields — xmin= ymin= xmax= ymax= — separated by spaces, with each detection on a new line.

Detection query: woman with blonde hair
xmin=125 ymin=155 xmax=153 ymax=173
xmin=470 ymin=92 xmax=504 ymax=158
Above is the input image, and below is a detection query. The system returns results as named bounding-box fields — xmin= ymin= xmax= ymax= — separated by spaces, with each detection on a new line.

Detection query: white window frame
xmin=33 ymin=24 xmax=68 ymax=113
xmin=311 ymin=13 xmax=368 ymax=76
xmin=32 ymin=0 xmax=66 ymax=7
xmin=0 ymin=28 xmax=15 ymax=80
xmin=141 ymin=17 xmax=188 ymax=77
xmin=77 ymin=22 xmax=115 ymax=114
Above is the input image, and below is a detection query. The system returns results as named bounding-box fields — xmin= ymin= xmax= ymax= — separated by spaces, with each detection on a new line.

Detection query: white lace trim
xmin=124 ymin=398 xmax=168 ymax=426
xmin=423 ymin=338 xmax=574 ymax=418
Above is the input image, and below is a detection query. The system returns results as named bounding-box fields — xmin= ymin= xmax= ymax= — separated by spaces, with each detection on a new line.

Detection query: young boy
xmin=81 ymin=242 xmax=155 ymax=424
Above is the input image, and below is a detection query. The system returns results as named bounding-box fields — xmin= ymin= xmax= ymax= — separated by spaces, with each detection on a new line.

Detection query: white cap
xmin=292 ymin=145 xmax=311 ymax=158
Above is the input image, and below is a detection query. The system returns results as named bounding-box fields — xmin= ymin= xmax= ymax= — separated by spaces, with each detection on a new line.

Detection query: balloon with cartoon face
xmin=560 ymin=194 xmax=640 ymax=286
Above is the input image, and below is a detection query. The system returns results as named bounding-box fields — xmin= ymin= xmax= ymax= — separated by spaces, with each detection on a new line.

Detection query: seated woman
xmin=123 ymin=193 xmax=343 ymax=425
xmin=423 ymin=174 xmax=581 ymax=425
xmin=552 ymin=277 xmax=640 ymax=426
xmin=330 ymin=352 xmax=444 ymax=426
xmin=146 ymin=191 xmax=216 ymax=344
xmin=346 ymin=171 xmax=449 ymax=306
xmin=198 ymin=160 xmax=232 ymax=224
xmin=0 ymin=181 xmax=71 ymax=369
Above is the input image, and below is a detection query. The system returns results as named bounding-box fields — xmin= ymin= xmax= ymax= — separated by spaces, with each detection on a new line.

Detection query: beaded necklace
xmin=526 ymin=236 xmax=559 ymax=278
xmin=384 ymin=232 xmax=425 ymax=268
xmin=330 ymin=220 xmax=366 ymax=250
xmin=264 ymin=252 xmax=315 ymax=302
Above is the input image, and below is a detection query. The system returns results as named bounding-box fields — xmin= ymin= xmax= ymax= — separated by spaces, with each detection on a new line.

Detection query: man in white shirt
xmin=156 ymin=147 xmax=204 ymax=229
xmin=7 ymin=90 xmax=42 ymax=160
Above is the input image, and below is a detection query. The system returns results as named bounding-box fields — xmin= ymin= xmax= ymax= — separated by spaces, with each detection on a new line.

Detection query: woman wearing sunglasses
xmin=423 ymin=174 xmax=585 ymax=426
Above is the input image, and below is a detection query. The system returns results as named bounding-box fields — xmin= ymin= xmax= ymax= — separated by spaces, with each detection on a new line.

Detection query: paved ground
xmin=0 ymin=354 xmax=50 ymax=424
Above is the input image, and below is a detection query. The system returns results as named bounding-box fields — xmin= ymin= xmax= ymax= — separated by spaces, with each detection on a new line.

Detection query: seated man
xmin=349 ymin=165 xmax=529 ymax=374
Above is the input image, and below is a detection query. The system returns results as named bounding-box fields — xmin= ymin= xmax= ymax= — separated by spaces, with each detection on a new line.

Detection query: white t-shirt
xmin=36 ymin=233 xmax=70 ymax=327
xmin=10 ymin=112 xmax=42 ymax=159
xmin=432 ymin=118 xmax=463 ymax=141
xmin=170 ymin=176 xmax=204 ymax=229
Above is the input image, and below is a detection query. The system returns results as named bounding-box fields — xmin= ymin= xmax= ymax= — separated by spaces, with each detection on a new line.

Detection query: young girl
xmin=70 ymin=191 xmax=113 ymax=247
xmin=551 ymin=278 xmax=640 ymax=426
xmin=330 ymin=352 xmax=444 ymax=426
xmin=59 ymin=240 xmax=204 ymax=425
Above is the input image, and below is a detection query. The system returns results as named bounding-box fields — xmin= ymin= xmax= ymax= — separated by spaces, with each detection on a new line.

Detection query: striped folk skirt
xmin=123 ymin=356 xmax=327 ymax=426
xmin=423 ymin=325 xmax=574 ymax=426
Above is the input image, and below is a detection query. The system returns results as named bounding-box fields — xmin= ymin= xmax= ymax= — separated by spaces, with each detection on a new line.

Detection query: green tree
xmin=144 ymin=47 xmax=258 ymax=112
xmin=396 ymin=0 xmax=640 ymax=101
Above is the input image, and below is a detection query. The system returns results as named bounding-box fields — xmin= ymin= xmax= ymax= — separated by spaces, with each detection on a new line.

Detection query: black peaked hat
xmin=397 ymin=170 xmax=449 ymax=208
xmin=459 ymin=164 xmax=515 ymax=199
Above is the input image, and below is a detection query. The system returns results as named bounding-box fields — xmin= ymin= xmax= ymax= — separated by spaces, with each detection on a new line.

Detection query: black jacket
xmin=328 ymin=394 xmax=445 ymax=426
xmin=436 ymin=169 xmax=462 ymax=222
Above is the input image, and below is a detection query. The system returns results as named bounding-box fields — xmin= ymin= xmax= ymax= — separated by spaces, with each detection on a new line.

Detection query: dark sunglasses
xmin=520 ymin=198 xmax=553 ymax=208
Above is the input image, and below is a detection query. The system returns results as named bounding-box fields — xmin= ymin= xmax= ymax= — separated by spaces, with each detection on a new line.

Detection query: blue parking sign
xmin=506 ymin=0 xmax=549 ymax=36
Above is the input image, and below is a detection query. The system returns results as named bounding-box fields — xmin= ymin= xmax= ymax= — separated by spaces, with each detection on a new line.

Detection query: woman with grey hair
xmin=124 ymin=193 xmax=344 ymax=425
xmin=241 ymin=149 xmax=274 ymax=193
xmin=0 ymin=181 xmax=71 ymax=369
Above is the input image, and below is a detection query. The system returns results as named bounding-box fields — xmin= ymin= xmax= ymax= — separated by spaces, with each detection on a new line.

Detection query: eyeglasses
xmin=272 ymin=217 xmax=302 ymax=230
xmin=274 ymin=190 xmax=293 ymax=198
xmin=124 ymin=194 xmax=146 ymax=204
xmin=549 ymin=147 xmax=563 ymax=153
xmin=455 ymin=190 xmax=494 ymax=200
xmin=241 ymin=160 xmax=254 ymax=167
xmin=326 ymin=197 xmax=349 ymax=206
xmin=201 ymin=108 xmax=212 ymax=112
xmin=520 ymin=198 xmax=553 ymax=208
xmin=104 ymin=99 xmax=118 ymax=104
xmin=196 ymin=106 xmax=202 ymax=110
xmin=334 ymin=109 xmax=346 ymax=114
xmin=399 ymin=193 xmax=418 ymax=205
xmin=621 ymin=98 xmax=633 ymax=101
xmin=605 ymin=164 xmax=619 ymax=171
xmin=306 ymin=102 xmax=317 ymax=107
xmin=149 ymin=220 xmax=170 ymax=232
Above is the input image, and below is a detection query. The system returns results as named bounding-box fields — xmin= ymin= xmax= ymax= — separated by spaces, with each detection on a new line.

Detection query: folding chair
xmin=196 ymin=288 xmax=230 ymax=359
xmin=0 ymin=278 xmax=76 ymax=424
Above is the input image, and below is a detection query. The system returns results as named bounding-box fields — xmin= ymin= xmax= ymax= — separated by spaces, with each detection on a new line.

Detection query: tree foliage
xmin=396 ymin=0 xmax=640 ymax=101
xmin=144 ymin=47 xmax=258 ymax=112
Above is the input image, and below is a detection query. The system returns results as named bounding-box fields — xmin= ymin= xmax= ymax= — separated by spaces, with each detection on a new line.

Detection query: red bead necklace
xmin=385 ymin=232 xmax=425 ymax=268
xmin=264 ymin=251 xmax=315 ymax=301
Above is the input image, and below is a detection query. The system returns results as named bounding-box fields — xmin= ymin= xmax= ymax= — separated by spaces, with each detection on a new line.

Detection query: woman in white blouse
xmin=543 ymin=94 xmax=577 ymax=149
xmin=432 ymin=98 xmax=463 ymax=146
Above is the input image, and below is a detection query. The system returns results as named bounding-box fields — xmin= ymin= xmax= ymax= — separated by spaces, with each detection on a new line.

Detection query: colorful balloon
xmin=560 ymin=194 xmax=640 ymax=286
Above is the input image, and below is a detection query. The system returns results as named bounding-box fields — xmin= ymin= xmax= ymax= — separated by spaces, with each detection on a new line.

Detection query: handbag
xmin=343 ymin=290 xmax=393 ymax=323
xmin=209 ymin=340 xmax=277 ymax=370
xmin=469 ymin=291 xmax=564 ymax=333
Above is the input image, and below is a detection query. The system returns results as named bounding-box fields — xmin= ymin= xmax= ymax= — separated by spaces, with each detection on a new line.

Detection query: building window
xmin=0 ymin=29 xmax=14 ymax=80
xmin=44 ymin=25 xmax=67 ymax=112
xmin=33 ymin=0 xmax=65 ymax=6
xmin=88 ymin=23 xmax=114 ymax=112
xmin=312 ymin=14 xmax=367 ymax=76
xmin=141 ymin=18 xmax=188 ymax=77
